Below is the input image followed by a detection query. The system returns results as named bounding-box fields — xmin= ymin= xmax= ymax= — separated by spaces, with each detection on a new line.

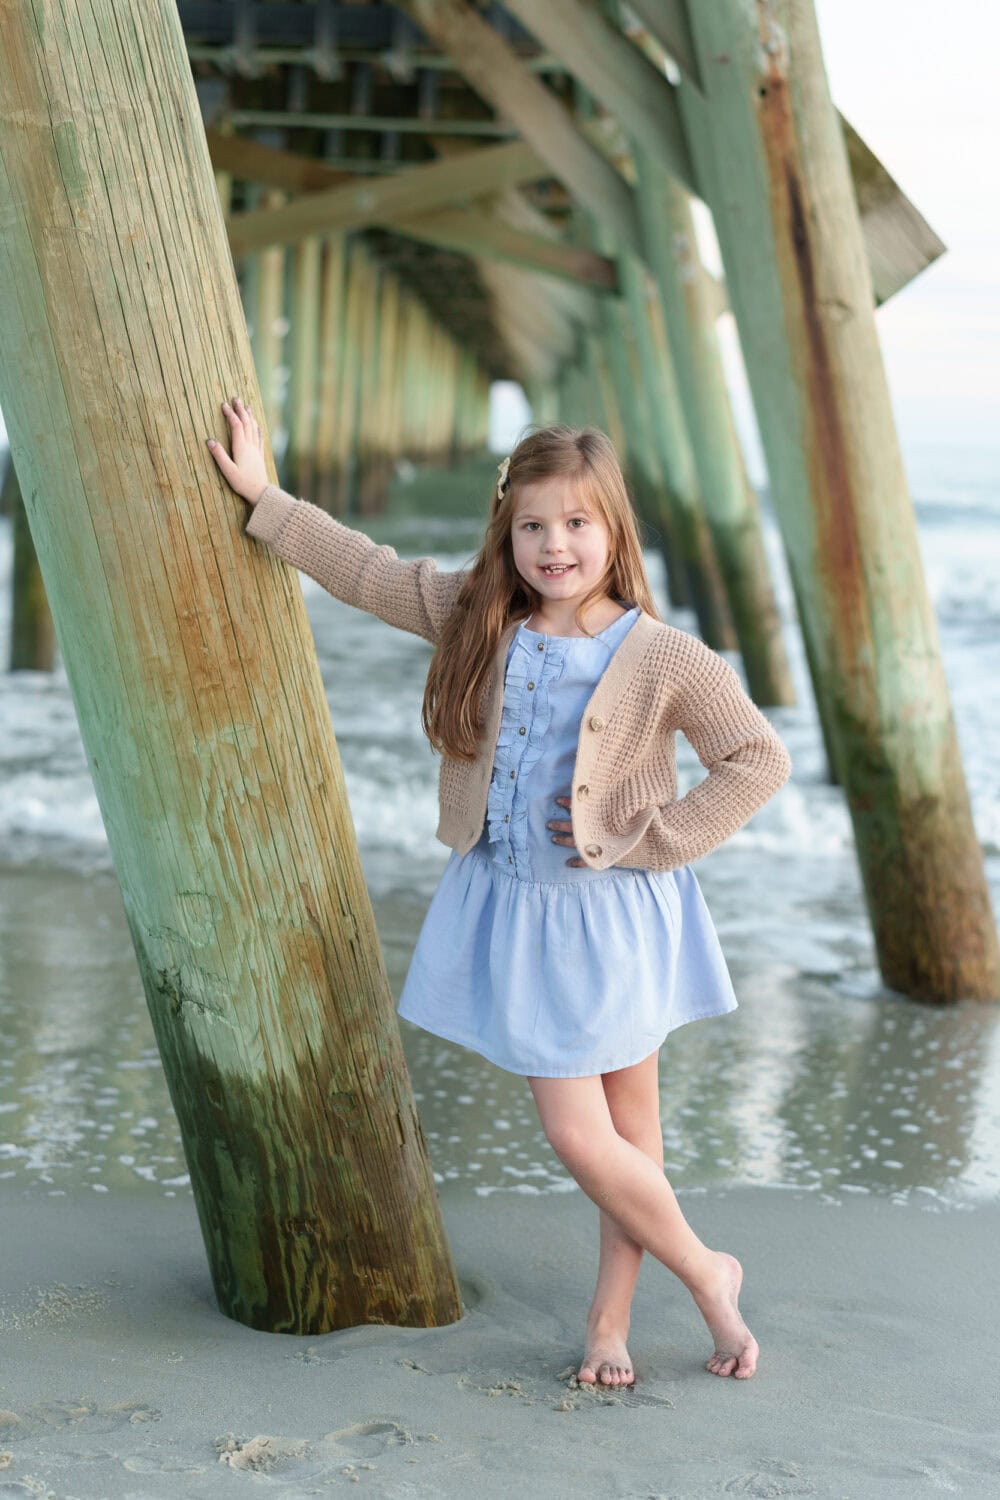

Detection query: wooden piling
xmin=0 ymin=0 xmax=464 ymax=1327
xmin=286 ymin=233 xmax=322 ymax=501
xmin=631 ymin=148 xmax=795 ymax=705
xmin=313 ymin=234 xmax=347 ymax=512
xmin=680 ymin=0 xmax=1000 ymax=1001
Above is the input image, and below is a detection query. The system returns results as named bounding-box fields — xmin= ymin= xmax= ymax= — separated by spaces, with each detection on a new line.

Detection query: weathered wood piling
xmin=0 ymin=0 xmax=464 ymax=1332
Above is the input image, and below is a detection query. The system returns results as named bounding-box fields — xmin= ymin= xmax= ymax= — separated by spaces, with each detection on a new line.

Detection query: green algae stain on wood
xmin=53 ymin=121 xmax=87 ymax=209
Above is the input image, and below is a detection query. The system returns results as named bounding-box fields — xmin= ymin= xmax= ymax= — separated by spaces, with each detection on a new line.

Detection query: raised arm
xmin=208 ymin=394 xmax=467 ymax=643
xmin=613 ymin=638 xmax=792 ymax=871
xmin=245 ymin=483 xmax=467 ymax=645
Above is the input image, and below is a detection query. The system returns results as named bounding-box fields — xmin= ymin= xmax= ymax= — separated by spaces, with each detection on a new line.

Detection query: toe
xmin=577 ymin=1362 xmax=597 ymax=1385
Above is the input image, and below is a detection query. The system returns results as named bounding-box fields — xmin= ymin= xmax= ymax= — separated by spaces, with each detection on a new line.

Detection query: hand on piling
xmin=207 ymin=396 xmax=270 ymax=506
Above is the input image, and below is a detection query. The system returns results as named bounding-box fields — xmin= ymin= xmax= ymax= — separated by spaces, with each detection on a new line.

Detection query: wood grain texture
xmin=681 ymin=0 xmax=999 ymax=1001
xmin=0 ymin=0 xmax=463 ymax=1331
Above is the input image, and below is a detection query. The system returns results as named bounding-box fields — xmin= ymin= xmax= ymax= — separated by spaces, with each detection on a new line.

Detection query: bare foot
xmin=690 ymin=1251 xmax=758 ymax=1378
xmin=577 ymin=1318 xmax=635 ymax=1387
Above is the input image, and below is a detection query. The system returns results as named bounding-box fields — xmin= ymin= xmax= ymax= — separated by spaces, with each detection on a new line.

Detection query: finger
xmin=234 ymin=396 xmax=257 ymax=432
xmin=235 ymin=398 xmax=263 ymax=446
xmin=207 ymin=439 xmax=236 ymax=480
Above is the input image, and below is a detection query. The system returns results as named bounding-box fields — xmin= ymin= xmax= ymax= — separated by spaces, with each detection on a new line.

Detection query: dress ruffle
xmin=485 ymin=632 xmax=566 ymax=859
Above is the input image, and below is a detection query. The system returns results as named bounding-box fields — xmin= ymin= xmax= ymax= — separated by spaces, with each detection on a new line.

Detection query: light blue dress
xmin=396 ymin=604 xmax=739 ymax=1077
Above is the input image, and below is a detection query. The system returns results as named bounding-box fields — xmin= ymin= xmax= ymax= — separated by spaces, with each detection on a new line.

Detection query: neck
xmin=526 ymin=597 xmax=629 ymax=636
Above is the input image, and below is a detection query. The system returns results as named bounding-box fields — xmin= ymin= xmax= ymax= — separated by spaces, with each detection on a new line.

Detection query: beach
xmin=2 ymin=450 xmax=1000 ymax=1497
xmin=1 ymin=1182 xmax=998 ymax=1498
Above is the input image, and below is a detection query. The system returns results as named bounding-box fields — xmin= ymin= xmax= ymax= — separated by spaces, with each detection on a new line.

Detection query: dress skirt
xmin=397 ymin=837 xmax=739 ymax=1077
xmin=396 ymin=604 xmax=739 ymax=1077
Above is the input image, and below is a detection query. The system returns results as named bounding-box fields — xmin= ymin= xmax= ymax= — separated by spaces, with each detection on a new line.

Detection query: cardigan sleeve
xmin=612 ymin=650 xmax=792 ymax=871
xmin=244 ymin=483 xmax=468 ymax=645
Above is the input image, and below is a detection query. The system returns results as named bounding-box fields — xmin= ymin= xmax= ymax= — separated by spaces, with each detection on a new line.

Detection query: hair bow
xmin=496 ymin=455 xmax=511 ymax=500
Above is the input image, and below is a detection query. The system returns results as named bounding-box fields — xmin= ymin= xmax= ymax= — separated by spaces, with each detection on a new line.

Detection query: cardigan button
xmin=518 ymin=726 xmax=526 ymax=734
xmin=584 ymin=843 xmax=602 ymax=857
xmin=576 ymin=783 xmax=589 ymax=798
xmin=536 ymin=641 xmax=544 ymax=651
xmin=527 ymin=681 xmax=534 ymax=690
xmin=588 ymin=714 xmax=604 ymax=731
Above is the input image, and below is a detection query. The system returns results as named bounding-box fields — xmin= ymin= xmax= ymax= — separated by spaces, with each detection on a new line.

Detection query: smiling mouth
xmin=540 ymin=564 xmax=576 ymax=575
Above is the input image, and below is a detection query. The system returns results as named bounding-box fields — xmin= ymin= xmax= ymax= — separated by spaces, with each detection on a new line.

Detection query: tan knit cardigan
xmin=245 ymin=484 xmax=792 ymax=872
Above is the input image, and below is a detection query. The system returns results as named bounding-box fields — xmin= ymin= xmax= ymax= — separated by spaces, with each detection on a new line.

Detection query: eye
xmin=569 ymin=517 xmax=588 ymax=527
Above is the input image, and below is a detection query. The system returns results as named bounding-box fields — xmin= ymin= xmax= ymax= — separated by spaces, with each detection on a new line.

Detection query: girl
xmin=208 ymin=397 xmax=791 ymax=1387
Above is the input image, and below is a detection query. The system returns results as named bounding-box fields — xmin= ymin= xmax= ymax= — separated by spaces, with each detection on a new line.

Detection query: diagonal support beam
xmin=225 ymin=135 xmax=549 ymax=254
xmin=209 ymin=129 xmax=617 ymax=288
xmin=392 ymin=206 xmax=619 ymax=290
xmin=393 ymin=0 xmax=644 ymax=254
xmin=501 ymin=0 xmax=696 ymax=192
xmin=622 ymin=0 xmax=945 ymax=302
xmin=624 ymin=0 xmax=703 ymax=86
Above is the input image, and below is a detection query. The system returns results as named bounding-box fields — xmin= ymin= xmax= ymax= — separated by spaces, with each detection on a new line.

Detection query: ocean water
xmin=1 ymin=451 xmax=999 ymax=1211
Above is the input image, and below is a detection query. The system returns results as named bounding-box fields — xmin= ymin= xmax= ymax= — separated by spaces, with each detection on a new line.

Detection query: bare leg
xmin=527 ymin=1069 xmax=758 ymax=1379
xmin=574 ymin=1049 xmax=665 ymax=1386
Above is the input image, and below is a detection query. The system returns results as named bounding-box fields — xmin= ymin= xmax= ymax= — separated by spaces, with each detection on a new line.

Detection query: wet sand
xmin=0 ymin=1181 xmax=996 ymax=1498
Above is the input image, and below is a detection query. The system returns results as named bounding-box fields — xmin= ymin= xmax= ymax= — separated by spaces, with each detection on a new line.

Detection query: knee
xmin=543 ymin=1118 xmax=607 ymax=1172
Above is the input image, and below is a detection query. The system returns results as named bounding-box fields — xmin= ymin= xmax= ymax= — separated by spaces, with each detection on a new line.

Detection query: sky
xmin=3 ymin=2 xmax=997 ymax=482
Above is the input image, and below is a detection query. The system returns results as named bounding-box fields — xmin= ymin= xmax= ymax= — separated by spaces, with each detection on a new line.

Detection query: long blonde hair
xmin=422 ymin=425 xmax=662 ymax=763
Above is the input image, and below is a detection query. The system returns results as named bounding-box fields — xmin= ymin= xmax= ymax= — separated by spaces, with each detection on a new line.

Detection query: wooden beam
xmin=210 ymin=128 xmax=616 ymax=287
xmin=394 ymin=0 xmax=643 ymax=253
xmin=206 ymin=126 xmax=355 ymax=193
xmin=622 ymin=4 xmax=945 ymax=303
xmin=624 ymin=0 xmax=703 ymax=87
xmin=501 ymin=0 xmax=696 ymax=193
xmin=392 ymin=205 xmax=619 ymax=290
xmin=426 ymin=134 xmax=605 ymax=327
xmin=226 ymin=109 xmax=519 ymax=138
xmin=839 ymin=115 xmax=946 ymax=305
xmin=225 ymin=136 xmax=548 ymax=253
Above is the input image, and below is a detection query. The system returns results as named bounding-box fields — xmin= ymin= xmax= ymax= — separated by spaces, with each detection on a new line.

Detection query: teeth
xmin=543 ymin=565 xmax=572 ymax=573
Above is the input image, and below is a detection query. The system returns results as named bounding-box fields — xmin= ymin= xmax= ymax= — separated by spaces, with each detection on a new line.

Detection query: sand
xmin=0 ymin=1181 xmax=996 ymax=1499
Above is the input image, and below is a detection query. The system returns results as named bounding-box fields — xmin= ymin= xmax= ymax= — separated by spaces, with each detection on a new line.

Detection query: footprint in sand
xmin=215 ymin=1432 xmax=323 ymax=1482
xmin=723 ymin=1460 xmax=815 ymax=1496
xmin=319 ymin=1419 xmax=415 ymax=1462
xmin=14 ymin=1399 xmax=161 ymax=1435
xmin=122 ymin=1454 xmax=208 ymax=1476
xmin=458 ymin=1374 xmax=538 ymax=1405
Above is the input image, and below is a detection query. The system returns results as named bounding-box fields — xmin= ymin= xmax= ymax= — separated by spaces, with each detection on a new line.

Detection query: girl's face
xmin=510 ymin=475 xmax=612 ymax=605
